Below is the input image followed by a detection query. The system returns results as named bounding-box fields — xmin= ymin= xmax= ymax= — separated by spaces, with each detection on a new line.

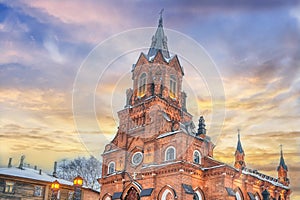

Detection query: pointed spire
xmin=147 ymin=9 xmax=170 ymax=59
xmin=236 ymin=129 xmax=244 ymax=153
xmin=277 ymin=144 xmax=288 ymax=171
xmin=234 ymin=129 xmax=245 ymax=170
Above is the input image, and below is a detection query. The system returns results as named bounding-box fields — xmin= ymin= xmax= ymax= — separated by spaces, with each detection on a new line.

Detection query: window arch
xmin=107 ymin=162 xmax=115 ymax=174
xmin=255 ymin=194 xmax=261 ymax=200
xmin=138 ymin=73 xmax=147 ymax=97
xmin=193 ymin=150 xmax=201 ymax=164
xmin=169 ymin=75 xmax=177 ymax=98
xmin=235 ymin=188 xmax=244 ymax=200
xmin=165 ymin=146 xmax=176 ymax=161
xmin=158 ymin=186 xmax=177 ymax=200
xmin=102 ymin=193 xmax=112 ymax=200
xmin=193 ymin=188 xmax=204 ymax=200
xmin=162 ymin=189 xmax=174 ymax=200
xmin=124 ymin=187 xmax=140 ymax=200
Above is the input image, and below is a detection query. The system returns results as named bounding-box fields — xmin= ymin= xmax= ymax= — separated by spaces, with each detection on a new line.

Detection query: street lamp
xmin=73 ymin=176 xmax=83 ymax=200
xmin=51 ymin=180 xmax=60 ymax=200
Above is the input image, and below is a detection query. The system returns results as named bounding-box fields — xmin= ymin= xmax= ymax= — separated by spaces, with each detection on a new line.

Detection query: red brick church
xmin=98 ymin=12 xmax=291 ymax=200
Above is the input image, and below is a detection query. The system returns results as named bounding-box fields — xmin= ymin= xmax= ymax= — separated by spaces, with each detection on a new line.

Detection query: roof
xmin=147 ymin=10 xmax=170 ymax=60
xmin=0 ymin=167 xmax=73 ymax=186
xmin=182 ymin=184 xmax=194 ymax=194
xmin=140 ymin=188 xmax=153 ymax=197
xmin=236 ymin=132 xmax=244 ymax=153
xmin=242 ymin=167 xmax=289 ymax=189
xmin=112 ymin=192 xmax=122 ymax=199
xmin=277 ymin=148 xmax=288 ymax=171
xmin=225 ymin=187 xmax=236 ymax=196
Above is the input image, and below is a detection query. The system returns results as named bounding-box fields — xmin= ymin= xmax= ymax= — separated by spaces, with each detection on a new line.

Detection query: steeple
xmin=147 ymin=9 xmax=170 ymax=59
xmin=236 ymin=130 xmax=244 ymax=153
xmin=277 ymin=145 xmax=289 ymax=185
xmin=277 ymin=145 xmax=288 ymax=171
xmin=234 ymin=129 xmax=245 ymax=170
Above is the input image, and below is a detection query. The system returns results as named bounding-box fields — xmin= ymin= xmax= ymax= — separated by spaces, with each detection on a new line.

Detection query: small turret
xmin=277 ymin=145 xmax=289 ymax=185
xmin=196 ymin=116 xmax=206 ymax=136
xmin=234 ymin=130 xmax=245 ymax=170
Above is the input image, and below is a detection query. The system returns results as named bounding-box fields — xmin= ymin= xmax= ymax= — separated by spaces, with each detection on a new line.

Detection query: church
xmin=98 ymin=12 xmax=291 ymax=200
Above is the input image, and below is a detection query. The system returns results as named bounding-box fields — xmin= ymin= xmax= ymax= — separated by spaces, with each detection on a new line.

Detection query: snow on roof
xmin=242 ymin=168 xmax=289 ymax=190
xmin=0 ymin=167 xmax=73 ymax=186
xmin=142 ymin=160 xmax=182 ymax=169
xmin=202 ymin=164 xmax=226 ymax=170
xmin=157 ymin=130 xmax=181 ymax=139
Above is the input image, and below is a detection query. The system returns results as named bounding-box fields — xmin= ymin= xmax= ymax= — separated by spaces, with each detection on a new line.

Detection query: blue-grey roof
xmin=247 ymin=192 xmax=256 ymax=200
xmin=225 ymin=187 xmax=235 ymax=196
xmin=112 ymin=192 xmax=122 ymax=199
xmin=140 ymin=188 xmax=153 ymax=197
xmin=277 ymin=148 xmax=288 ymax=171
xmin=147 ymin=11 xmax=170 ymax=60
xmin=236 ymin=133 xmax=244 ymax=153
xmin=182 ymin=184 xmax=194 ymax=194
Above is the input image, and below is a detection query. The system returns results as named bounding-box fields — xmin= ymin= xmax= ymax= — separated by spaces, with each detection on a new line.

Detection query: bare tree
xmin=56 ymin=156 xmax=101 ymax=191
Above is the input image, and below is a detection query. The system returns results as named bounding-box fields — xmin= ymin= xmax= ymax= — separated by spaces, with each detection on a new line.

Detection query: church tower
xmin=234 ymin=130 xmax=246 ymax=170
xmin=98 ymin=11 xmax=290 ymax=200
xmin=277 ymin=145 xmax=289 ymax=186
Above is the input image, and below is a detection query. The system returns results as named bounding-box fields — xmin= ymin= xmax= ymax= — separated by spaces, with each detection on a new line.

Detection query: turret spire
xmin=277 ymin=145 xmax=289 ymax=185
xmin=234 ymin=129 xmax=245 ymax=170
xmin=278 ymin=144 xmax=288 ymax=171
xmin=147 ymin=9 xmax=170 ymax=59
xmin=236 ymin=129 xmax=244 ymax=153
xmin=197 ymin=116 xmax=206 ymax=136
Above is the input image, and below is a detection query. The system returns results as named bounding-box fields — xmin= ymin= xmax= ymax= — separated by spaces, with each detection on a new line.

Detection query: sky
xmin=0 ymin=0 xmax=299 ymax=198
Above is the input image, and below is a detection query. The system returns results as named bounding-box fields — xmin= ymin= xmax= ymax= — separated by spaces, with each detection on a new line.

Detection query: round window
xmin=132 ymin=152 xmax=143 ymax=166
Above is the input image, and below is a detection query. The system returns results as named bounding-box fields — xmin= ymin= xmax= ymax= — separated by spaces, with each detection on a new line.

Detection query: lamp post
xmin=50 ymin=180 xmax=60 ymax=200
xmin=73 ymin=176 xmax=83 ymax=200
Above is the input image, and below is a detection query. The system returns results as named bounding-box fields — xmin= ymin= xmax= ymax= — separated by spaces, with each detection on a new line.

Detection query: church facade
xmin=98 ymin=13 xmax=291 ymax=200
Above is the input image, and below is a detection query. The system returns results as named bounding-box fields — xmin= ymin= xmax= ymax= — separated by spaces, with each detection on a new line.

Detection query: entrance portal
xmin=124 ymin=187 xmax=140 ymax=200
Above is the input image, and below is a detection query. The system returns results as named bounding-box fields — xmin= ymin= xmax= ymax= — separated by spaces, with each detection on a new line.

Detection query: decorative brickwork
xmin=98 ymin=13 xmax=290 ymax=200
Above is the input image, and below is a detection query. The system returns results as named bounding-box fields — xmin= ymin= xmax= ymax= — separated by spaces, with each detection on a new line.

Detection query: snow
xmin=156 ymin=130 xmax=181 ymax=139
xmin=202 ymin=164 xmax=226 ymax=170
xmin=242 ymin=168 xmax=289 ymax=190
xmin=0 ymin=167 xmax=73 ymax=186
xmin=142 ymin=160 xmax=182 ymax=169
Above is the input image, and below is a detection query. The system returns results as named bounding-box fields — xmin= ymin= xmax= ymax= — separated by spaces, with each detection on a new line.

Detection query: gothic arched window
xmin=193 ymin=150 xmax=201 ymax=164
xmin=169 ymin=75 xmax=177 ymax=98
xmin=108 ymin=162 xmax=115 ymax=174
xmin=194 ymin=189 xmax=204 ymax=200
xmin=235 ymin=188 xmax=244 ymax=200
xmin=165 ymin=146 xmax=176 ymax=161
xmin=138 ymin=73 xmax=147 ymax=97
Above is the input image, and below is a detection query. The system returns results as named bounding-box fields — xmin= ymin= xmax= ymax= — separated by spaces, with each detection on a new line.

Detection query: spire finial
xmin=159 ymin=8 xmax=164 ymax=27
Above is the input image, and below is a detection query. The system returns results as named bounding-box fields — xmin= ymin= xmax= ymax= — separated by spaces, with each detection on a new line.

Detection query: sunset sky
xmin=0 ymin=0 xmax=299 ymax=198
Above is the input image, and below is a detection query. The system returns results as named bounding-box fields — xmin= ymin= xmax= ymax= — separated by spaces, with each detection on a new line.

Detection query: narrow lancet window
xmin=169 ymin=75 xmax=177 ymax=98
xmin=138 ymin=73 xmax=147 ymax=97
